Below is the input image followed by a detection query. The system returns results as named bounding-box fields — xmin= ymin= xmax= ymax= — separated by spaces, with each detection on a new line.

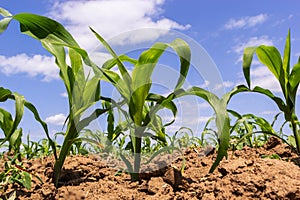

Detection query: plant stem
xmin=132 ymin=136 xmax=141 ymax=181
xmin=53 ymin=122 xmax=77 ymax=187
xmin=291 ymin=119 xmax=300 ymax=154
xmin=132 ymin=127 xmax=144 ymax=181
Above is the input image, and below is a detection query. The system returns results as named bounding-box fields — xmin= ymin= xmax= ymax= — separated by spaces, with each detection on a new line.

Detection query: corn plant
xmin=243 ymin=30 xmax=300 ymax=154
xmin=0 ymin=7 xmax=251 ymax=183
xmin=0 ymin=87 xmax=52 ymax=162
xmin=228 ymin=111 xmax=277 ymax=149
xmin=91 ymin=28 xmax=191 ymax=180
xmin=0 ymin=153 xmax=43 ymax=192
xmin=0 ymin=108 xmax=22 ymax=159
xmin=166 ymin=127 xmax=206 ymax=149
xmin=172 ymin=85 xmax=248 ymax=172
xmin=0 ymin=8 xmax=116 ymax=186
xmin=95 ymin=31 xmax=248 ymax=175
xmin=19 ymin=134 xmax=39 ymax=160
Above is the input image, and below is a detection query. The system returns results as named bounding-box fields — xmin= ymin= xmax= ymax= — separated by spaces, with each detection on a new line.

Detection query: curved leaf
xmin=130 ymin=42 xmax=168 ymax=126
xmin=256 ymin=46 xmax=282 ymax=81
xmin=243 ymin=47 xmax=257 ymax=88
xmin=252 ymin=86 xmax=288 ymax=114
xmin=13 ymin=13 xmax=78 ymax=46
xmin=90 ymin=27 xmax=132 ymax=87
xmin=0 ymin=87 xmax=12 ymax=102
xmin=289 ymin=63 xmax=300 ymax=96
xmin=168 ymin=38 xmax=191 ymax=90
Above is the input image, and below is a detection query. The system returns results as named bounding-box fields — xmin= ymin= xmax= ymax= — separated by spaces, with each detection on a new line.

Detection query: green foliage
xmin=261 ymin=153 xmax=281 ymax=160
xmin=21 ymin=135 xmax=55 ymax=159
xmin=172 ymin=85 xmax=249 ymax=172
xmin=1 ymin=7 xmax=299 ymax=191
xmin=167 ymin=127 xmax=207 ymax=149
xmin=0 ymin=87 xmax=52 ymax=162
xmin=0 ymin=154 xmax=42 ymax=193
xmin=0 ymin=9 xmax=113 ymax=186
xmin=229 ymin=111 xmax=277 ymax=149
xmin=243 ymin=30 xmax=300 ymax=154
xmin=92 ymin=28 xmax=191 ymax=180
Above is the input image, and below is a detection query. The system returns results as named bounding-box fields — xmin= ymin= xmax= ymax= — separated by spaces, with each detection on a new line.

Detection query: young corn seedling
xmin=0 ymin=87 xmax=52 ymax=162
xmin=91 ymin=28 xmax=191 ymax=180
xmin=172 ymin=85 xmax=248 ymax=172
xmin=228 ymin=111 xmax=277 ymax=149
xmin=94 ymin=26 xmax=249 ymax=174
xmin=243 ymin=30 xmax=300 ymax=154
xmin=0 ymin=153 xmax=43 ymax=192
xmin=0 ymin=8 xmax=113 ymax=187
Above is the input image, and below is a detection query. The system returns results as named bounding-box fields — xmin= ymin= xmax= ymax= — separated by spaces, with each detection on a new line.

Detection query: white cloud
xmin=0 ymin=1 xmax=190 ymax=82
xmin=231 ymin=35 xmax=279 ymax=92
xmin=60 ymin=92 xmax=68 ymax=98
xmin=45 ymin=113 xmax=67 ymax=125
xmin=233 ymin=36 xmax=274 ymax=64
xmin=214 ymin=81 xmax=235 ymax=90
xmin=198 ymin=80 xmax=210 ymax=88
xmin=233 ymin=36 xmax=274 ymax=55
xmin=48 ymin=0 xmax=190 ymax=50
xmin=0 ymin=54 xmax=58 ymax=81
xmin=260 ymin=110 xmax=279 ymax=115
xmin=273 ymin=14 xmax=294 ymax=27
xmin=224 ymin=14 xmax=268 ymax=30
xmin=250 ymin=66 xmax=281 ymax=92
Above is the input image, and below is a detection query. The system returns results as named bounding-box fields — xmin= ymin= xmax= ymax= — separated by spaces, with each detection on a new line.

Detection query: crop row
xmin=0 ymin=7 xmax=299 ymax=191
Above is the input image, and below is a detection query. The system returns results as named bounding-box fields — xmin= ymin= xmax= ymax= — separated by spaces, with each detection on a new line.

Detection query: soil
xmin=1 ymin=137 xmax=300 ymax=200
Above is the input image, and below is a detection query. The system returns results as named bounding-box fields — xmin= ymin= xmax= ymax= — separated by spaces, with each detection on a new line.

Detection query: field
xmin=1 ymin=7 xmax=300 ymax=200
xmin=1 ymin=137 xmax=300 ymax=199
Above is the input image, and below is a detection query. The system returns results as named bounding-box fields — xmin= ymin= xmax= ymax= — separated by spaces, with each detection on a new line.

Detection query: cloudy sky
xmin=0 ymin=0 xmax=299 ymax=141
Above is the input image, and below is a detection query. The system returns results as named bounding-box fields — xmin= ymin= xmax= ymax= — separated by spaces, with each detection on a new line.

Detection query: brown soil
xmin=1 ymin=137 xmax=300 ymax=200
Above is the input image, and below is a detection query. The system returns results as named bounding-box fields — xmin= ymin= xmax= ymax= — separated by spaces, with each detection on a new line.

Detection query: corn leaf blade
xmin=242 ymin=47 xmax=257 ymax=88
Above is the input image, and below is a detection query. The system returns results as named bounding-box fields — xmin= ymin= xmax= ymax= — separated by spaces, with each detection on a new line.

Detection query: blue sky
xmin=0 ymin=0 xmax=300 ymax=141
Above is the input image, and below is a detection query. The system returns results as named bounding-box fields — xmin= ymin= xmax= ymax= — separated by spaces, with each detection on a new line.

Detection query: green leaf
xmin=243 ymin=47 xmax=257 ymax=88
xmin=99 ymin=68 xmax=130 ymax=100
xmin=0 ymin=108 xmax=13 ymax=136
xmin=11 ymin=93 xmax=25 ymax=134
xmin=13 ymin=13 xmax=78 ymax=45
xmin=0 ymin=7 xmax=13 ymax=33
xmin=0 ymin=17 xmax=12 ymax=34
xmin=180 ymin=85 xmax=248 ymax=172
xmin=0 ymin=7 xmax=12 ymax=17
xmin=283 ymin=30 xmax=291 ymax=86
xmin=0 ymin=87 xmax=12 ymax=101
xmin=23 ymin=172 xmax=32 ymax=190
xmin=145 ymin=146 xmax=181 ymax=164
xmin=102 ymin=54 xmax=137 ymax=70
xmin=90 ymin=27 xmax=132 ymax=87
xmin=129 ymin=38 xmax=190 ymax=127
xmin=256 ymin=46 xmax=282 ymax=81
xmin=168 ymin=38 xmax=191 ymax=90
xmin=10 ymin=128 xmax=22 ymax=150
xmin=76 ymin=108 xmax=111 ymax=132
xmin=130 ymin=42 xmax=168 ymax=126
xmin=0 ymin=93 xmax=25 ymax=149
xmin=252 ymin=86 xmax=288 ymax=114
xmin=146 ymin=93 xmax=178 ymax=126
xmin=289 ymin=63 xmax=300 ymax=97
xmin=119 ymin=153 xmax=133 ymax=173
xmin=256 ymin=45 xmax=288 ymax=98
